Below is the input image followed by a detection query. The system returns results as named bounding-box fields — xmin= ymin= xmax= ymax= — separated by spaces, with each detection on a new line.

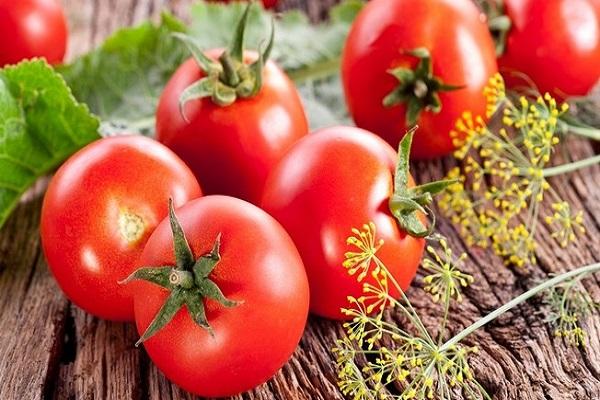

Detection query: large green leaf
xmin=188 ymin=0 xmax=363 ymax=81
xmin=0 ymin=60 xmax=100 ymax=227
xmin=60 ymin=14 xmax=188 ymax=135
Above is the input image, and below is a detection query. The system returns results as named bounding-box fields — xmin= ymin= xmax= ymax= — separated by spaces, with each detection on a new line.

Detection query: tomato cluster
xmin=32 ymin=0 xmax=599 ymax=398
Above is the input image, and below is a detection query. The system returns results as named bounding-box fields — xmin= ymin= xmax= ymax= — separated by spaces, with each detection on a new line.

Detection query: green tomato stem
xmin=542 ymin=154 xmax=600 ymax=177
xmin=439 ymin=262 xmax=600 ymax=352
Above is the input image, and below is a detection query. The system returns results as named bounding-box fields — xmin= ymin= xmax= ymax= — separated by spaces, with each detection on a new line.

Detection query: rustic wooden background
xmin=1 ymin=0 xmax=599 ymax=399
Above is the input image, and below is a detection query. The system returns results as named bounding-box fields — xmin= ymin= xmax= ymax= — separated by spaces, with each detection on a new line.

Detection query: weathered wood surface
xmin=0 ymin=1 xmax=599 ymax=399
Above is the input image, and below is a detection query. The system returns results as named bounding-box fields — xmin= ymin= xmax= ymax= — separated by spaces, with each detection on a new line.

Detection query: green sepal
xmin=245 ymin=19 xmax=275 ymax=98
xmin=383 ymin=47 xmax=464 ymax=126
xmin=388 ymin=128 xmax=458 ymax=238
xmin=173 ymin=2 xmax=274 ymax=111
xmin=119 ymin=266 xmax=174 ymax=289
xmin=168 ymin=198 xmax=194 ymax=269
xmin=178 ymin=78 xmax=215 ymax=121
xmin=135 ymin=288 xmax=186 ymax=346
xmin=122 ymin=200 xmax=241 ymax=345
xmin=193 ymin=233 xmax=222 ymax=282
xmin=200 ymin=280 xmax=241 ymax=309
xmin=172 ymin=32 xmax=220 ymax=74
xmin=213 ymin=81 xmax=237 ymax=106
xmin=184 ymin=291 xmax=211 ymax=333
xmin=228 ymin=3 xmax=252 ymax=62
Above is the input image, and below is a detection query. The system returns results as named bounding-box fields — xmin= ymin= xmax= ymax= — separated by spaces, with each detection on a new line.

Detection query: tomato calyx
xmin=383 ymin=48 xmax=463 ymax=126
xmin=173 ymin=4 xmax=274 ymax=114
xmin=389 ymin=127 xmax=458 ymax=238
xmin=121 ymin=199 xmax=241 ymax=345
xmin=479 ymin=0 xmax=511 ymax=55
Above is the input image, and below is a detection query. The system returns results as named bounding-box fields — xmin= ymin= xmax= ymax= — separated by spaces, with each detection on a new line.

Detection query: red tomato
xmin=261 ymin=127 xmax=425 ymax=320
xmin=40 ymin=136 xmax=201 ymax=321
xmin=0 ymin=0 xmax=67 ymax=66
xmin=342 ymin=0 xmax=498 ymax=159
xmin=156 ymin=50 xmax=308 ymax=205
xmin=499 ymin=0 xmax=600 ymax=98
xmin=132 ymin=196 xmax=309 ymax=397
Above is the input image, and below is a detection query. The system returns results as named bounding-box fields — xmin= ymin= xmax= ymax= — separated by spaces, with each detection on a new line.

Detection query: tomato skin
xmin=132 ymin=196 xmax=309 ymax=397
xmin=499 ymin=0 xmax=600 ymax=98
xmin=156 ymin=51 xmax=308 ymax=205
xmin=40 ymin=136 xmax=202 ymax=321
xmin=341 ymin=0 xmax=497 ymax=159
xmin=0 ymin=0 xmax=67 ymax=66
xmin=261 ymin=127 xmax=425 ymax=320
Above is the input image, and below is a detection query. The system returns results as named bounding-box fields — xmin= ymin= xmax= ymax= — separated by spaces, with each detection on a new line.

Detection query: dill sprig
xmin=335 ymin=224 xmax=485 ymax=400
xmin=334 ymin=223 xmax=600 ymax=400
xmin=438 ymin=73 xmax=591 ymax=267
xmin=545 ymin=275 xmax=600 ymax=346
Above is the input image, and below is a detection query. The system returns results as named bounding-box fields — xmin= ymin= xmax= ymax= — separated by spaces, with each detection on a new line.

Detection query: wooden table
xmin=1 ymin=1 xmax=599 ymax=399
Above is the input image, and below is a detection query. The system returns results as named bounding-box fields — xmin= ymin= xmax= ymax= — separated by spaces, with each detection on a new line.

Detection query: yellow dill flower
xmin=336 ymin=226 xmax=600 ymax=400
xmin=545 ymin=276 xmax=600 ymax=347
xmin=545 ymin=201 xmax=586 ymax=247
xmin=344 ymin=222 xmax=384 ymax=282
xmin=423 ymin=238 xmax=474 ymax=303
xmin=441 ymin=73 xmax=584 ymax=267
xmin=483 ymin=72 xmax=506 ymax=118
xmin=336 ymin=225 xmax=489 ymax=400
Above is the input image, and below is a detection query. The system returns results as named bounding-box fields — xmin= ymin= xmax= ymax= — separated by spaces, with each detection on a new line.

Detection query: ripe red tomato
xmin=342 ymin=0 xmax=498 ymax=159
xmin=261 ymin=127 xmax=425 ymax=320
xmin=156 ymin=50 xmax=308 ymax=205
xmin=0 ymin=0 xmax=67 ymax=67
xmin=40 ymin=136 xmax=201 ymax=321
xmin=131 ymin=196 xmax=309 ymax=397
xmin=498 ymin=0 xmax=600 ymax=98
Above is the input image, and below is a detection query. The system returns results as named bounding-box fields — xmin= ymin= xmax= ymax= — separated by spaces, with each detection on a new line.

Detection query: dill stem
xmin=439 ymin=262 xmax=600 ymax=352
xmin=542 ymin=154 xmax=600 ymax=177
xmin=567 ymin=124 xmax=600 ymax=141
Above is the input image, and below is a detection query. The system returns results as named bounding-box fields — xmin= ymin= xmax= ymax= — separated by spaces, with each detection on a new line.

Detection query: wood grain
xmin=0 ymin=0 xmax=598 ymax=399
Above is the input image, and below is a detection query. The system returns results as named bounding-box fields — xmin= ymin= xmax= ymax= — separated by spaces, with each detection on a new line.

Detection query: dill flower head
xmin=423 ymin=237 xmax=474 ymax=303
xmin=545 ymin=276 xmax=600 ymax=347
xmin=439 ymin=73 xmax=586 ymax=267
xmin=335 ymin=224 xmax=486 ymax=400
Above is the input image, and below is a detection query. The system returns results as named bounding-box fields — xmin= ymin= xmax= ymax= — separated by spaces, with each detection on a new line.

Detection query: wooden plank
xmin=0 ymin=0 xmax=598 ymax=399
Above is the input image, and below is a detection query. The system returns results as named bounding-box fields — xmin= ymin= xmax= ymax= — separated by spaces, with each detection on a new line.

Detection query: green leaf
xmin=299 ymin=76 xmax=352 ymax=129
xmin=0 ymin=60 xmax=100 ymax=229
xmin=59 ymin=13 xmax=188 ymax=136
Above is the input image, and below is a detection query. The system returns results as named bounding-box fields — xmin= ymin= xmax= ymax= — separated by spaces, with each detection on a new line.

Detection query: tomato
xmin=156 ymin=9 xmax=308 ymax=205
xmin=261 ymin=127 xmax=426 ymax=320
xmin=40 ymin=136 xmax=201 ymax=321
xmin=0 ymin=0 xmax=67 ymax=67
xmin=130 ymin=196 xmax=309 ymax=397
xmin=498 ymin=0 xmax=600 ymax=98
xmin=341 ymin=0 xmax=498 ymax=159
